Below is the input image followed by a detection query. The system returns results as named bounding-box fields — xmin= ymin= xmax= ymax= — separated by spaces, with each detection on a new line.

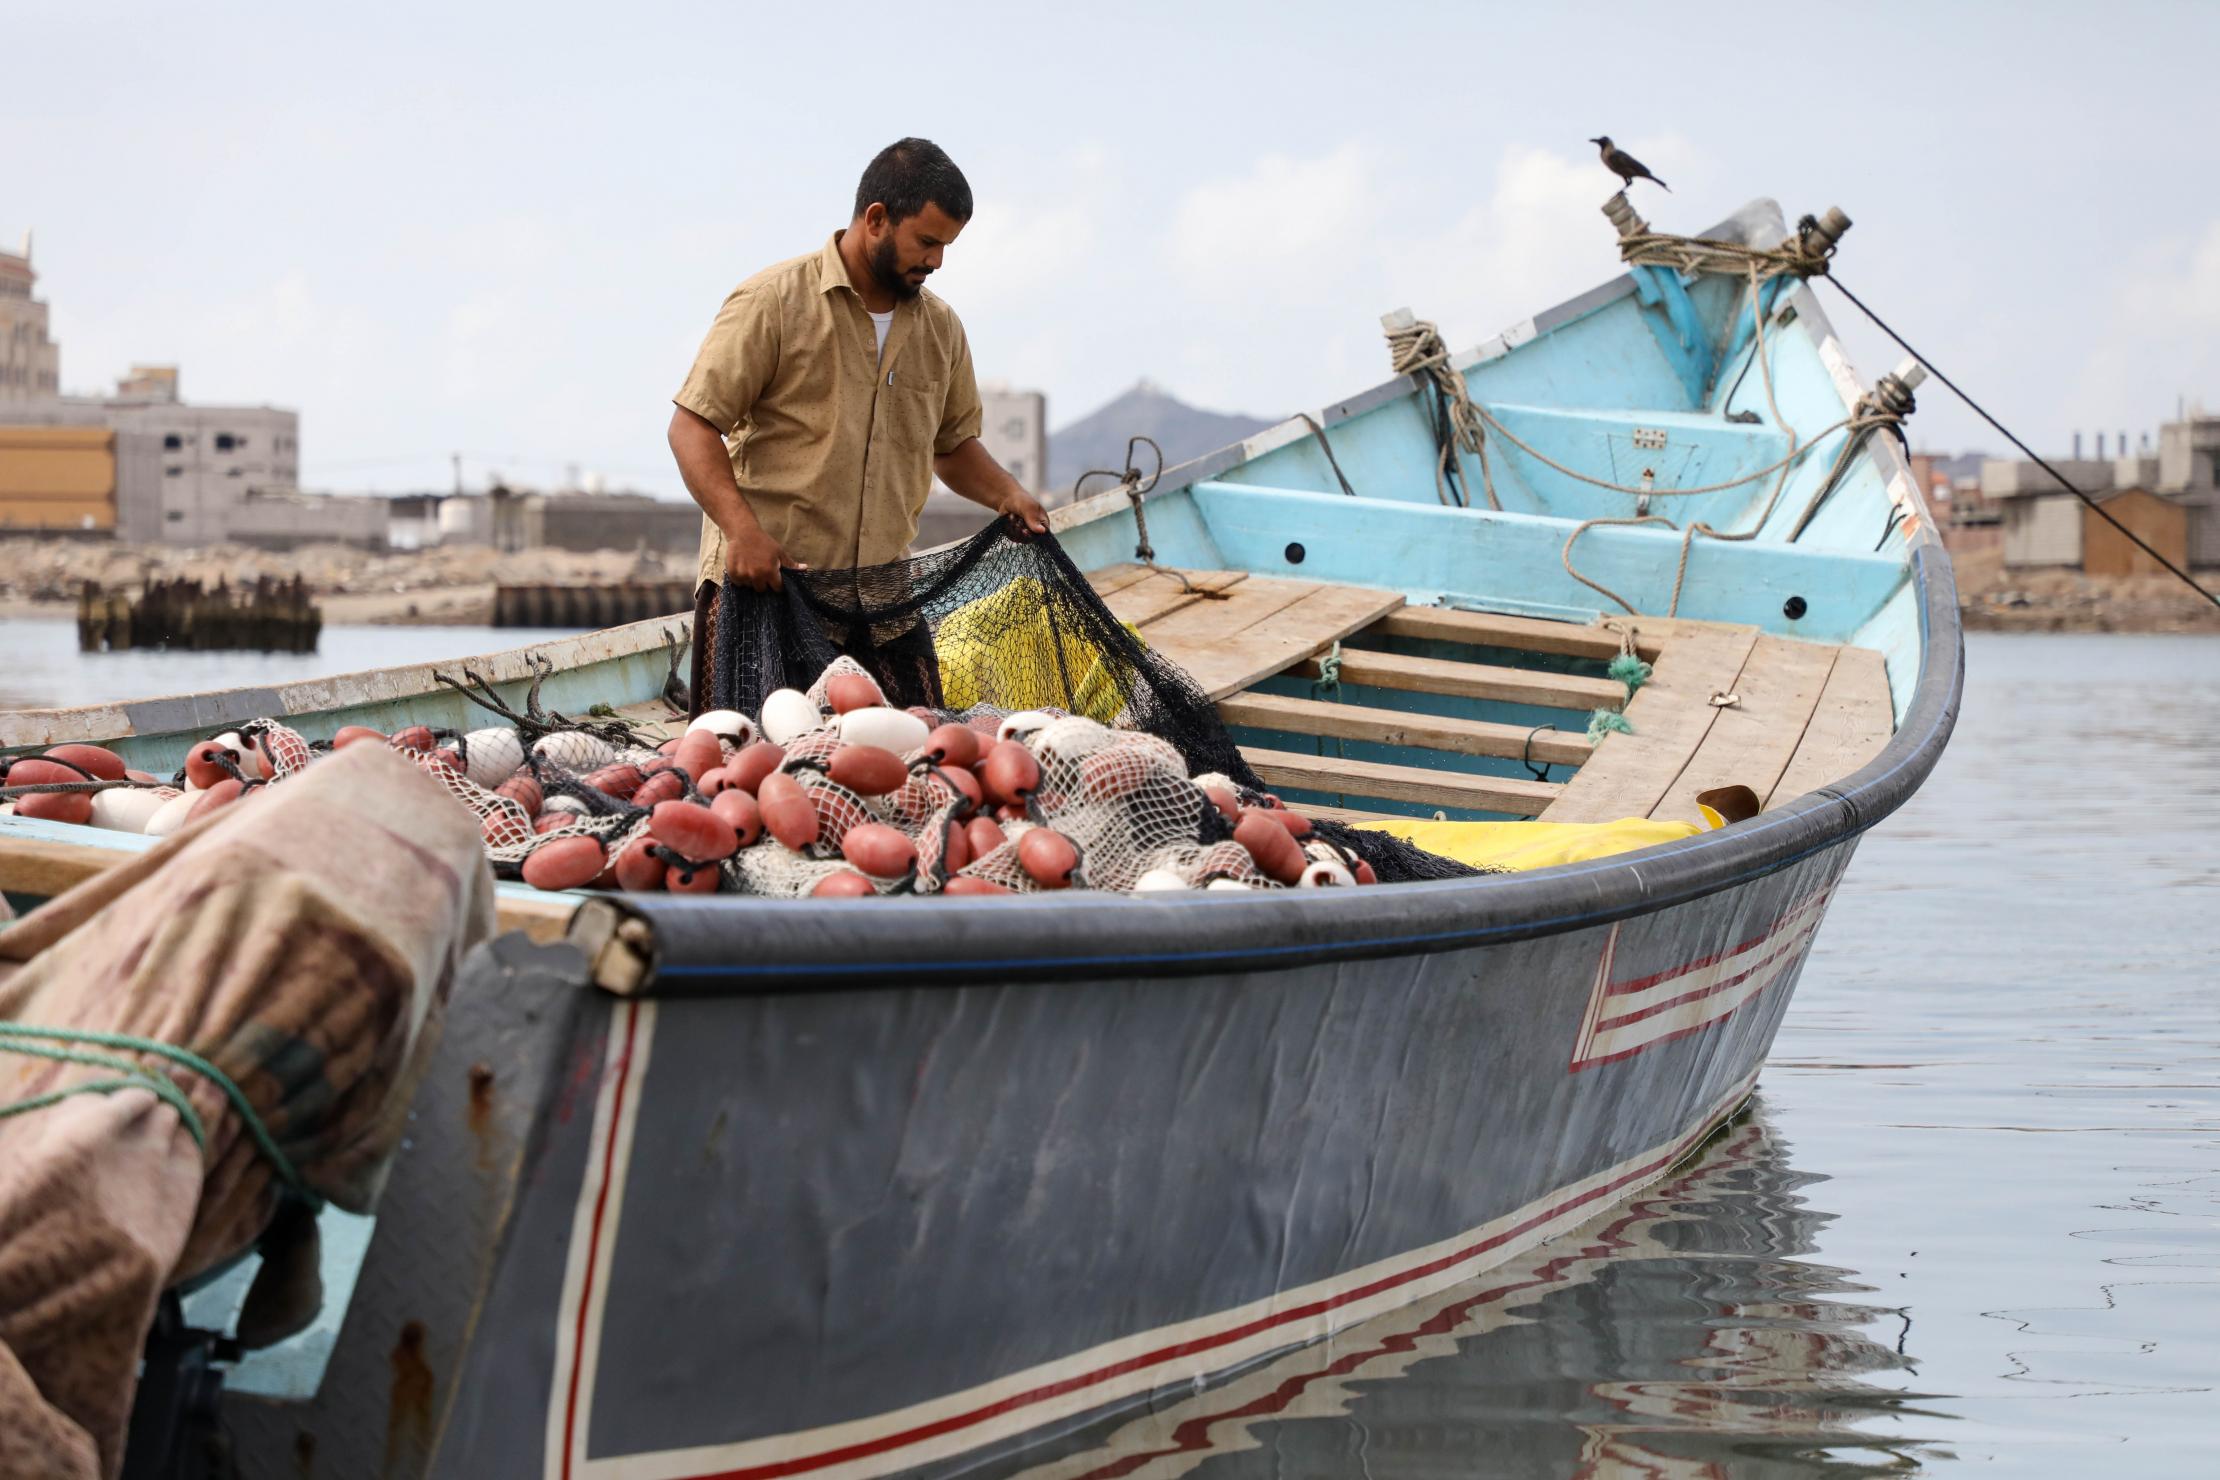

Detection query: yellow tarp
xmin=936 ymin=576 xmax=1139 ymax=723
xmin=1355 ymin=806 xmax=1724 ymax=872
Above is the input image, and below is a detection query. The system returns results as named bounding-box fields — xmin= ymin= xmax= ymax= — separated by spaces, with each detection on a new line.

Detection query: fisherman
xmin=667 ymin=138 xmax=1049 ymax=705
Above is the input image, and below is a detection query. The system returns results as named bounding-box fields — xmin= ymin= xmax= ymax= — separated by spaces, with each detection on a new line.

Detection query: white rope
xmin=1384 ymin=317 xmax=1499 ymax=510
xmin=1615 ymin=230 xmax=1830 ymax=282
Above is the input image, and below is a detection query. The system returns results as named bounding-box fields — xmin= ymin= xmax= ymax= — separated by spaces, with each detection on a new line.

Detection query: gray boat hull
xmin=221 ymin=837 xmax=1857 ymax=1480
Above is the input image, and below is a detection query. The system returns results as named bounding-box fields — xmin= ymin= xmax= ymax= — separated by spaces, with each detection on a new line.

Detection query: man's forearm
xmin=934 ymin=437 xmax=1025 ymax=510
xmin=668 ymin=407 xmax=764 ymax=541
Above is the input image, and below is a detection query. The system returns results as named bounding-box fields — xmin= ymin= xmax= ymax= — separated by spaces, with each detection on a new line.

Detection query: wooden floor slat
xmin=1117 ymin=577 xmax=1406 ymax=701
xmin=1285 ymin=801 xmax=1404 ymax=826
xmin=613 ymin=698 xmax=686 ymax=741
xmin=1291 ymin=650 xmax=1626 ymax=713
xmin=1768 ymin=645 xmax=1895 ymax=805
xmin=1374 ymin=608 xmax=1659 ymax=662
xmin=1217 ymin=692 xmax=1594 ymax=767
xmin=1649 ymin=636 xmax=1839 ymax=825
xmin=1242 ymin=746 xmax=1560 ymax=817
xmin=1094 ymin=567 xmax=1250 ymax=628
xmin=1539 ymin=626 xmax=1761 ymax=823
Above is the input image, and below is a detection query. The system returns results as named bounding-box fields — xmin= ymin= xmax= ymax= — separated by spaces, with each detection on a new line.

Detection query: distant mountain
xmin=1047 ymin=381 xmax=1274 ymax=495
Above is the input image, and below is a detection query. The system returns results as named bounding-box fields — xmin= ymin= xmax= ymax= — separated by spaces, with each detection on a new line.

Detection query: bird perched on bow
xmin=1591 ymin=136 xmax=1669 ymax=193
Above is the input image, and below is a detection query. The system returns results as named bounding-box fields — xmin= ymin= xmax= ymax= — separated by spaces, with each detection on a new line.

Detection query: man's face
xmin=864 ymin=202 xmax=966 ymax=301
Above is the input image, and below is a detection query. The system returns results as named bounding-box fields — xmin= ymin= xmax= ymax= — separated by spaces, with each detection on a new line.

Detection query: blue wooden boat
xmin=0 ymin=195 xmax=1958 ymax=1478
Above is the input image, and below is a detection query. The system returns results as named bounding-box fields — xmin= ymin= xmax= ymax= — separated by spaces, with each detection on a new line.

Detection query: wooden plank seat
xmin=1217 ymin=693 xmax=1594 ymax=768
xmin=1289 ymin=650 xmax=1626 ymax=714
xmin=1076 ymin=568 xmax=1897 ymax=829
xmin=1240 ymin=748 xmax=1560 ymax=818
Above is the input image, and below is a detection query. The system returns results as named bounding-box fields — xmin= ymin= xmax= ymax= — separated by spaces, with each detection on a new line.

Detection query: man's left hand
xmin=1000 ymin=489 xmax=1051 ymax=540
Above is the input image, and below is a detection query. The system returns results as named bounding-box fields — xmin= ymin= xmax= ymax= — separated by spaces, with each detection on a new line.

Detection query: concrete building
xmin=489 ymin=486 xmax=700 ymax=556
xmin=0 ymin=374 xmax=322 ymax=544
xmin=1981 ymin=413 xmax=2220 ymax=573
xmin=0 ymin=237 xmax=61 ymax=403
xmin=915 ymin=382 xmax=1050 ymax=549
xmin=224 ymin=488 xmax=389 ymax=550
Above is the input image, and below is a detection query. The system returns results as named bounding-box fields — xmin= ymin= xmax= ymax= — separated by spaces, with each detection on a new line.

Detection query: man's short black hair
xmin=854 ymin=138 xmax=973 ymax=226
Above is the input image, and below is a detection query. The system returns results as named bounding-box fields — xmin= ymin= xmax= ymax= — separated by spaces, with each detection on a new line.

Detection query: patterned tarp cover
xmin=0 ymin=744 xmax=495 ymax=1478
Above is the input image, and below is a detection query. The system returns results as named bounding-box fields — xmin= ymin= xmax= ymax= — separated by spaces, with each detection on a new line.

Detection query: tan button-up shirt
xmin=675 ymin=233 xmax=984 ymax=586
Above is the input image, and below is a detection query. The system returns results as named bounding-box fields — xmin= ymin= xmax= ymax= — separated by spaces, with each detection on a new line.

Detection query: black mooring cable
xmin=1823 ymin=275 xmax=2220 ymax=610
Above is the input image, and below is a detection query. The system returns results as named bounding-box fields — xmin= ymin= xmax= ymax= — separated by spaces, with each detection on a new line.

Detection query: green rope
xmin=1312 ymin=640 xmax=1343 ymax=695
xmin=1587 ymin=709 xmax=1636 ymax=743
xmin=1310 ymin=641 xmax=1347 ymax=805
xmin=1607 ymin=651 xmax=1652 ymax=696
xmin=0 ymin=1024 xmax=312 ymax=1197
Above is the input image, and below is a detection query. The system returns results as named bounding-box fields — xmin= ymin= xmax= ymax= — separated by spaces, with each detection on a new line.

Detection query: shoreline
xmin=4 ymin=538 xmax=2214 ymax=636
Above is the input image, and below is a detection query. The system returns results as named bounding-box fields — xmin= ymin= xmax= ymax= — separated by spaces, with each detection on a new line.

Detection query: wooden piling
xmin=74 ymin=576 xmax=324 ymax=653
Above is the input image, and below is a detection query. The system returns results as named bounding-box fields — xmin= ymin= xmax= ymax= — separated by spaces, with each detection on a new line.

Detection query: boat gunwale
xmin=599 ymin=536 xmax=1958 ymax=990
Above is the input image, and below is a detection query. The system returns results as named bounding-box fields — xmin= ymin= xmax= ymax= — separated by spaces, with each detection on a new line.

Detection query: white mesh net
xmin=183 ymin=660 xmax=1379 ymax=899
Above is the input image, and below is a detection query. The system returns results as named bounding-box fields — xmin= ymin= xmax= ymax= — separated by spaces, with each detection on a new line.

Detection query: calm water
xmin=0 ymin=618 xmax=583 ymax=711
xmin=998 ymin=633 xmax=2220 ymax=1478
xmin=8 ymin=623 xmax=2217 ymax=1473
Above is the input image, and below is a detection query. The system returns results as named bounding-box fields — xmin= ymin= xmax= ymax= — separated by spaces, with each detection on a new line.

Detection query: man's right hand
xmin=725 ymin=524 xmax=802 ymax=592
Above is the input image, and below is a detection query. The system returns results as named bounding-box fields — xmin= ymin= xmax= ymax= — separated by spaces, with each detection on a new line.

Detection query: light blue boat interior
xmin=1056 ymin=200 xmax=1926 ymax=819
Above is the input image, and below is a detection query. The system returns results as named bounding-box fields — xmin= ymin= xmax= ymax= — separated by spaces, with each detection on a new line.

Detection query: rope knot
xmin=1311 ymin=640 xmax=1343 ymax=696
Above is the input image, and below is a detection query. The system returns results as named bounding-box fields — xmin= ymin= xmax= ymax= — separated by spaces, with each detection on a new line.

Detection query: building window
xmin=164 ymin=433 xmax=183 ymax=450
xmin=166 ymin=510 xmax=184 ymax=522
xmin=166 ymin=465 xmax=183 ymax=477
xmin=215 ymin=433 xmax=238 ymax=452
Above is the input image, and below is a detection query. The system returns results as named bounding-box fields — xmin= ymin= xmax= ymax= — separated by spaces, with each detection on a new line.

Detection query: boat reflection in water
xmin=992 ymin=1103 xmax=1941 ymax=1480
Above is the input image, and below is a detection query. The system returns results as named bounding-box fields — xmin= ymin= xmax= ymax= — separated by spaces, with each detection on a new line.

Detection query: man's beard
xmin=869 ymin=235 xmax=924 ymax=301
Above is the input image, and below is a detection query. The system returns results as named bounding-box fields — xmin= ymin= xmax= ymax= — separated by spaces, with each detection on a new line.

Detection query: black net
xmin=703 ymin=526 xmax=1486 ymax=884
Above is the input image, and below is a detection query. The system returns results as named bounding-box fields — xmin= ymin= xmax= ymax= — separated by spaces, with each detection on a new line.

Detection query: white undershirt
xmin=868 ymin=308 xmax=894 ymax=362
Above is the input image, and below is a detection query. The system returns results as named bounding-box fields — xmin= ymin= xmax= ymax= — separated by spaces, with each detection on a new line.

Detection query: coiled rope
xmin=1385 ymin=262 xmax=1905 ymax=617
xmin=1385 ymin=318 xmax=1500 ymax=509
xmin=1615 ymin=229 xmax=1833 ymax=283
xmin=0 ymin=1023 xmax=314 ymax=1199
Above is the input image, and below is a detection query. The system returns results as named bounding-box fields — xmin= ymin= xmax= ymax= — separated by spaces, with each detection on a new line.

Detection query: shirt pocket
xmin=878 ymin=374 xmax=945 ymax=468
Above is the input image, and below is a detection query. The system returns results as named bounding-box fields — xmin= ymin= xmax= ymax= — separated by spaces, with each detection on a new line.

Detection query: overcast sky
xmin=8 ymin=1 xmax=2215 ymax=497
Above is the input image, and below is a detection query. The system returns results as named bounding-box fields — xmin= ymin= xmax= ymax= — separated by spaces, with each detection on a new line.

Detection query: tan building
xmin=2083 ymin=489 xmax=2190 ymax=578
xmin=0 ymin=237 xmax=61 ymax=403
xmin=1982 ymin=415 xmax=2220 ymax=575
xmin=0 ymin=423 xmax=161 ymax=535
xmin=0 ymin=367 xmax=320 ymax=544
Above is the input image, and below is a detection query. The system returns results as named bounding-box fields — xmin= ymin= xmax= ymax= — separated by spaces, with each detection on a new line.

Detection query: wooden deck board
xmin=1285 ymin=801 xmax=1405 ymax=826
xmin=1649 ymin=636 xmax=1839 ymax=825
xmin=1767 ymin=645 xmax=1894 ymax=805
xmin=1092 ymin=559 xmax=1252 ymax=621
xmin=1539 ymin=625 xmax=1761 ymax=823
xmin=1217 ymin=692 xmax=1594 ymax=768
xmin=1085 ymin=563 xmax=1163 ymax=598
xmin=1374 ymin=608 xmax=1653 ymax=662
xmin=613 ymin=698 xmax=686 ymax=741
xmin=1292 ymin=650 xmax=1626 ymax=713
xmin=1242 ymin=746 xmax=1559 ymax=817
xmin=1121 ymin=578 xmax=1405 ymax=701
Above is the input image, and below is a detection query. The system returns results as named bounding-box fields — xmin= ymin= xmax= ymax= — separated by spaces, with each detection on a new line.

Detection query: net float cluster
xmin=0 ymin=657 xmax=1382 ymax=900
